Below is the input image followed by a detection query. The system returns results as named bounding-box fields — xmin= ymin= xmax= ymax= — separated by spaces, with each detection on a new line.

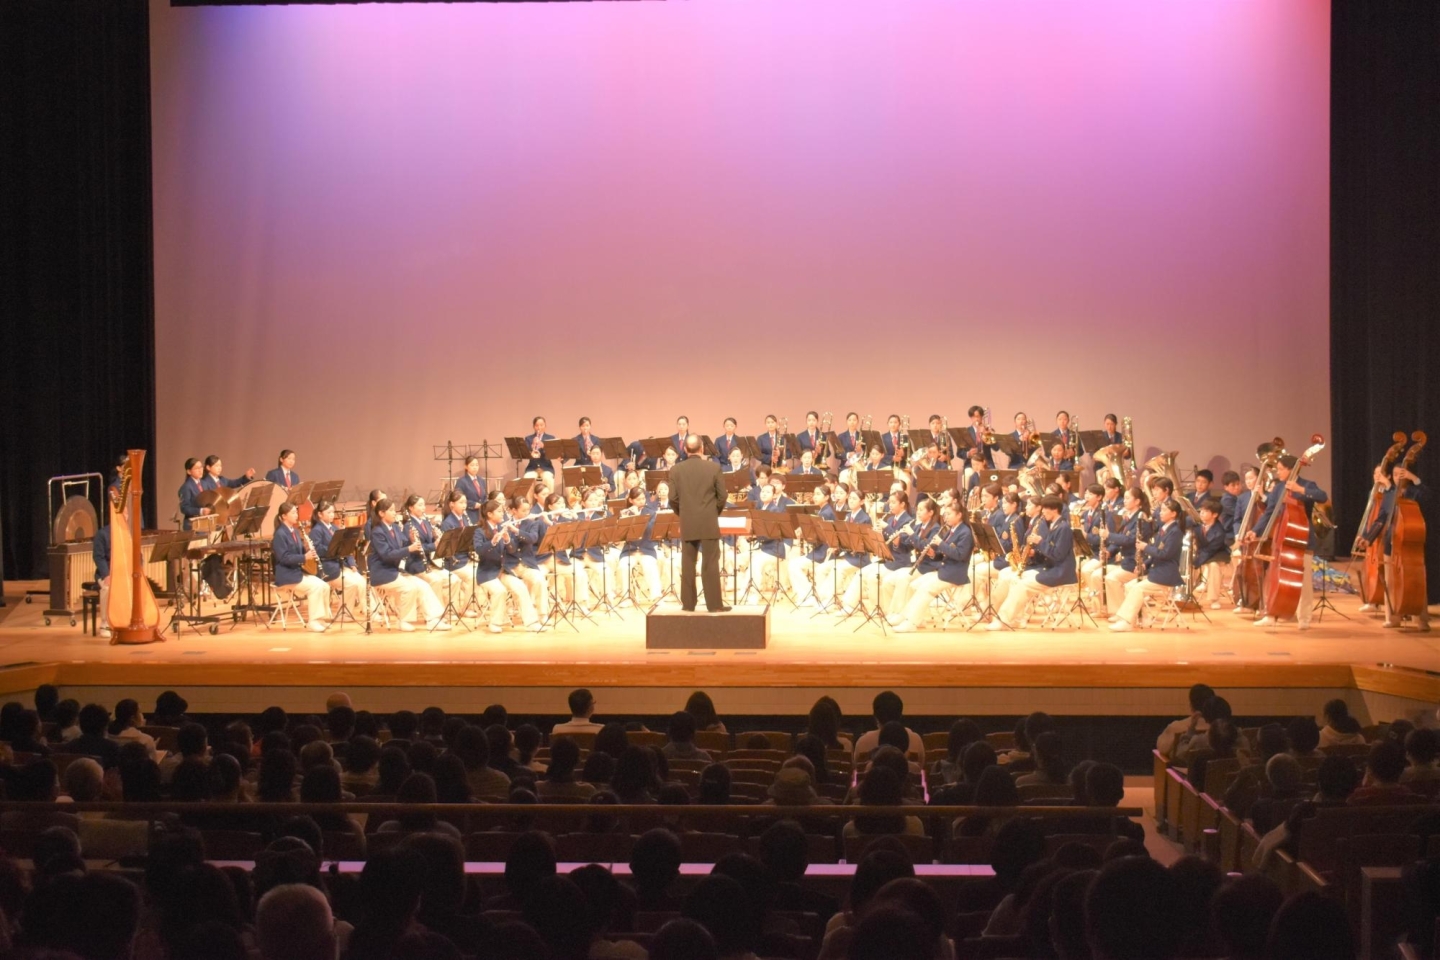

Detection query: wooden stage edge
xmin=3 ymin=587 xmax=1439 ymax=708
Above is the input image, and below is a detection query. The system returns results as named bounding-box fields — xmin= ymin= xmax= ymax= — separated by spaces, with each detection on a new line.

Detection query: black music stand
xmin=647 ymin=512 xmax=682 ymax=610
xmin=1056 ymin=527 xmax=1099 ymax=629
xmin=747 ymin=511 xmax=792 ymax=608
xmin=855 ymin=469 xmax=894 ymax=517
xmin=832 ymin=522 xmax=869 ymax=623
xmin=284 ymin=480 xmax=316 ymax=519
xmin=616 ymin=513 xmax=652 ymax=608
xmin=966 ymin=521 xmax=1006 ymax=630
xmin=309 ymin=480 xmax=345 ymax=511
xmin=791 ymin=513 xmax=829 ymax=609
xmin=562 ymin=466 xmax=604 ymax=492
xmin=723 ymin=470 xmax=753 ymax=503
xmin=230 ymin=506 xmax=274 ymax=623
xmin=431 ymin=526 xmax=473 ymax=632
xmin=993 ymin=436 xmax=1025 ymax=466
xmin=806 ymin=518 xmax=843 ymax=615
xmin=913 ymin=469 xmax=957 ymax=499
xmin=534 ymin=523 xmax=580 ymax=632
xmin=696 ymin=435 xmax=719 ymax=459
xmin=854 ymin=525 xmax=894 ymax=633
xmin=718 ymin=508 xmax=751 ymax=604
xmin=732 ymin=508 xmax=770 ymax=605
xmin=1077 ymin=431 xmax=1110 ymax=458
xmin=737 ymin=436 xmax=762 ymax=462
xmin=326 ymin=526 xmax=367 ymax=629
xmin=639 ymin=437 xmax=672 ymax=466
xmin=144 ymin=532 xmax=194 ymax=636
xmin=581 ymin=515 xmax=623 ymax=617
xmin=644 ymin=470 xmax=672 ymax=494
xmin=502 ymin=478 xmax=536 ymax=504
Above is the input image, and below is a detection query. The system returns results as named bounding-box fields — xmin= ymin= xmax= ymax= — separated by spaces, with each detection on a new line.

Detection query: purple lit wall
xmin=150 ymin=0 xmax=1330 ymax=502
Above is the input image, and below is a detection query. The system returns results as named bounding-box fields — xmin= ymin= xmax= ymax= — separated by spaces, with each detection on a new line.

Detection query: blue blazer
xmin=524 ymin=432 xmax=556 ymax=475
xmin=1363 ymin=483 xmax=1429 ymax=552
xmin=1103 ymin=511 xmax=1140 ymax=572
xmin=438 ymin=512 xmax=472 ymax=571
xmin=714 ymin=434 xmax=741 ymax=463
xmin=264 ymin=467 xmax=300 ymax=489
xmin=93 ymin=526 xmax=111 ymax=579
xmin=1232 ymin=490 xmax=1255 ymax=537
xmin=882 ymin=511 xmax=915 ymax=571
xmin=755 ymin=431 xmax=782 ymax=466
xmin=1220 ymin=491 xmax=1239 ymax=541
xmin=1193 ymin=521 xmax=1229 ymax=567
xmin=1082 ymin=505 xmax=1106 ymax=555
xmin=178 ymin=477 xmax=207 ymax=530
xmin=837 ymin=430 xmax=863 ymax=462
xmin=367 ymin=522 xmax=411 ymax=586
xmin=756 ymin=499 xmax=793 ymax=559
xmin=991 ymin=510 xmax=1026 ymax=571
xmin=271 ymin=524 xmax=310 ymax=587
xmin=202 ymin=473 xmax=248 ymax=491
xmin=796 ymin=429 xmax=823 ymax=457
xmin=843 ymin=509 xmax=872 ymax=567
xmin=573 ymin=433 xmax=602 ymax=465
xmin=936 ymin=523 xmax=974 ymax=585
xmin=1033 ymin=518 xmax=1078 ymax=587
xmin=1255 ymin=478 xmax=1328 ymax=552
xmin=962 ymin=424 xmax=995 ymax=468
xmin=804 ymin=504 xmax=836 ymax=562
xmin=454 ymin=475 xmax=487 ymax=526
xmin=1141 ymin=521 xmax=1184 ymax=587
xmin=309 ymin=519 xmax=355 ymax=580
xmin=401 ymin=516 xmax=438 ymax=575
xmin=472 ymin=525 xmax=507 ymax=582
xmin=880 ymin=432 xmax=903 ymax=467
xmin=1051 ymin=429 xmax=1081 ymax=472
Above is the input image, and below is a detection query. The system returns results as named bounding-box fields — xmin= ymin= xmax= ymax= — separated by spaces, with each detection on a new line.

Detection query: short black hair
xmin=1368 ymin=740 xmax=1408 ymax=784
xmin=79 ymin=703 xmax=110 ymax=736
xmin=873 ymin=691 xmax=904 ymax=724
xmin=667 ymin=711 xmax=696 ymax=744
xmin=758 ymin=820 xmax=809 ymax=883
xmin=1196 ymin=469 xmax=1214 ymax=482
xmin=568 ymin=688 xmax=594 ymax=716
xmin=1086 ymin=856 xmax=1182 ymax=960
xmin=1407 ymin=727 xmax=1440 ymax=764
xmin=1188 ymin=684 xmax=1216 ymax=712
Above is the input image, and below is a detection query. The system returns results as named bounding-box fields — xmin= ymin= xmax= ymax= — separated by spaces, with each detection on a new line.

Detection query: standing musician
xmin=1097 ymin=487 xmax=1149 ymax=614
xmin=670 ymin=416 xmax=691 ymax=462
xmin=964 ymin=406 xmax=995 ymax=470
xmin=715 ymin=418 xmax=743 ymax=463
xmin=880 ymin=414 xmax=905 ymax=468
xmin=1009 ymin=413 xmax=1032 ymax=466
xmin=435 ymin=490 xmax=477 ymax=614
xmin=841 ymin=490 xmax=913 ymax=615
xmin=1219 ymin=470 xmax=1244 ymax=542
xmin=454 ymin=456 xmax=487 ymax=527
xmin=617 ymin=487 xmax=664 ymax=606
xmin=1052 ymin=412 xmax=1082 ymax=472
xmin=797 ymin=412 xmax=825 ymax=463
xmin=309 ymin=499 xmax=366 ymax=620
xmin=471 ymin=498 xmax=532 ymax=633
xmin=1246 ymin=455 xmax=1327 ymax=630
xmin=1358 ymin=462 xmax=1430 ymax=630
xmin=503 ymin=496 xmax=549 ymax=625
xmin=1193 ymin=498 xmax=1231 ymax=611
xmin=534 ymin=492 xmax=587 ymax=613
xmin=401 ymin=496 xmax=449 ymax=602
xmin=93 ymin=522 xmax=113 ymax=639
xmin=271 ymin=503 xmax=332 ymax=633
xmin=178 ymin=459 xmax=208 ymax=531
xmin=837 ymin=412 xmax=864 ymax=470
xmin=203 ymin=455 xmax=255 ymax=491
xmin=265 ymin=450 xmax=300 ymax=489
xmin=1110 ymin=497 xmax=1185 ymax=631
xmin=573 ymin=417 xmax=601 ymax=465
xmin=1189 ymin=470 xmax=1215 ymax=511
xmin=756 ymin=415 xmax=784 ymax=471
xmin=989 ymin=495 xmax=1075 ymax=630
xmin=524 ymin=416 xmax=556 ymax=477
xmin=367 ymin=499 xmax=449 ymax=632
xmin=895 ymin=499 xmax=974 ymax=632
xmin=790 ymin=483 xmax=834 ymax=603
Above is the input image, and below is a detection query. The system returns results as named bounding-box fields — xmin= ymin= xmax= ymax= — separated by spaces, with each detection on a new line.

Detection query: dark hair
xmin=582 ymin=752 xmax=616 ymax=786
xmin=1201 ymin=696 xmax=1233 ymax=723
xmin=631 ymin=828 xmax=682 ymax=894
xmin=514 ymin=723 xmax=541 ymax=765
xmin=1068 ymin=759 xmax=1095 ymax=805
xmin=684 ymin=691 xmax=719 ymax=729
xmin=1368 ymin=740 xmax=1408 ymax=784
xmin=872 ymin=691 xmax=904 ymax=724
xmin=257 ymin=750 xmax=298 ymax=802
xmin=1031 ymin=731 xmax=1067 ymax=783
xmin=758 ymin=820 xmax=809 ymax=883
xmin=77 ymin=702 xmax=110 ymax=737
xmin=612 ymin=746 xmax=658 ymax=801
xmin=1266 ymin=890 xmax=1355 ymax=960
xmin=848 ymin=849 xmax=916 ymax=914
xmin=567 ymin=688 xmax=594 ymax=716
xmin=327 ymin=705 xmax=356 ymax=740
xmin=962 ymin=740 xmax=998 ymax=783
xmin=1086 ymin=762 xmax=1126 ymax=807
xmin=171 ymin=759 xmax=212 ymax=802
xmin=855 ymin=766 xmax=906 ymax=834
xmin=1087 ymin=856 xmax=1183 ymax=960
xmin=108 ymin=697 xmax=142 ymax=735
xmin=806 ymin=697 xmax=843 ymax=749
xmin=650 ymin=918 xmax=718 ymax=960
xmin=1188 ymin=683 xmax=1217 ymax=712
xmin=682 ymin=874 xmax=757 ymax=956
xmin=454 ymin=724 xmax=490 ymax=770
xmin=1211 ymin=874 xmax=1283 ymax=959
xmin=698 ymin=763 xmax=731 ymax=803
xmin=1407 ymin=727 xmax=1440 ymax=765
xmin=377 ymin=746 xmax=412 ymax=794
xmin=667 ymin=710 xmax=697 ymax=744
xmin=547 ymin=737 xmax=580 ymax=781
xmin=594 ymin=722 xmax=630 ymax=759
xmin=793 ymin=734 xmax=831 ymax=786
xmin=878 ymin=720 xmax=909 ymax=753
xmin=1287 ymin=716 xmax=1321 ymax=753
xmin=1257 ymin=722 xmax=1289 ymax=759
xmin=176 ymin=722 xmax=208 ymax=757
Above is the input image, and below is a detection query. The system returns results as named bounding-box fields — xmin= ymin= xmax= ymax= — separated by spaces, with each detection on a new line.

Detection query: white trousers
xmin=547 ymin=560 xmax=588 ymax=608
xmin=880 ymin=567 xmax=919 ymax=614
xmin=903 ymin=574 xmax=972 ymax=626
xmin=509 ymin=567 xmax=547 ymax=621
xmin=1102 ymin=567 xmax=1138 ymax=613
xmin=997 ymin=570 xmax=1056 ymax=626
xmin=327 ymin=568 xmax=367 ymax=619
xmin=376 ymin=574 xmax=443 ymax=625
xmin=1198 ymin=560 xmax=1229 ymax=605
xmin=619 ymin=554 xmax=663 ymax=603
xmin=289 ymin=574 xmax=333 ymax=621
xmin=1114 ymin=576 xmax=1172 ymax=626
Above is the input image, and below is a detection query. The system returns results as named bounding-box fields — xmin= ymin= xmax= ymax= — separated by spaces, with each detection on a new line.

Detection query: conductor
xmin=668 ymin=434 xmax=732 ymax=612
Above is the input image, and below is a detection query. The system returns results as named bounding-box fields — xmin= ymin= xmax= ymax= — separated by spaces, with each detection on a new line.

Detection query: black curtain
xmin=0 ymin=0 xmax=156 ymax=581
xmin=1331 ymin=1 xmax=1440 ymax=602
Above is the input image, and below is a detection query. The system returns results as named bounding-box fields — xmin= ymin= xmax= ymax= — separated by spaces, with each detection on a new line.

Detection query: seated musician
xmin=840 ymin=490 xmax=913 ymax=615
xmin=880 ymin=414 xmax=904 ymax=468
xmin=1246 ymin=455 xmax=1327 ymax=630
xmin=926 ymin=415 xmax=953 ymax=468
xmin=436 ymin=490 xmax=478 ymax=614
xmin=585 ymin=444 xmax=616 ymax=489
xmin=714 ymin=417 xmax=742 ymax=464
xmin=1009 ymin=412 xmax=1032 ymax=465
xmin=1051 ymin=412 xmax=1081 ymax=472
xmin=973 ymin=487 xmax=1022 ymax=610
xmin=1111 ymin=497 xmax=1184 ymax=632
xmin=963 ymin=406 xmax=995 ymax=474
xmin=264 ymin=450 xmax=300 ymax=490
xmin=1098 ymin=487 xmax=1149 ymax=614
xmin=572 ymin=486 xmax=617 ymax=607
xmin=202 ymin=455 xmax=255 ymax=491
xmin=1095 ymin=414 xmax=1129 ymax=484
xmin=752 ymin=484 xmax=792 ymax=599
xmin=270 ymin=502 xmax=332 ymax=633
xmin=797 ymin=411 xmax=824 ymax=463
xmin=896 ymin=499 xmax=974 ymax=632
xmin=472 ymin=498 xmax=529 ymax=633
xmin=504 ymin=495 xmax=549 ymax=624
xmin=789 ymin=483 xmax=834 ymax=605
xmin=616 ymin=467 xmax=641 ymax=499
xmin=670 ymin=416 xmax=691 ymax=462
xmin=883 ymin=494 xmax=941 ymax=620
xmin=455 ymin=456 xmax=487 ymax=526
xmin=1219 ymin=470 xmax=1244 ymax=543
xmin=617 ymin=487 xmax=663 ymax=606
xmin=756 ymin=415 xmax=784 ymax=471
xmin=723 ymin=447 xmax=751 ymax=478
xmin=309 ymin=499 xmax=366 ymax=621
xmin=401 ymin=495 xmax=450 ymax=603
xmin=178 ymin=459 xmax=208 ymax=531
xmin=1193 ymin=498 xmax=1231 ymax=611
xmin=770 ymin=473 xmax=795 ymax=507
xmin=524 ymin=416 xmax=556 ymax=478
xmin=1189 ymin=469 xmax=1215 ymax=510
xmin=1077 ymin=484 xmax=1108 ymax=600
xmin=1357 ymin=463 xmax=1429 ymax=630
xmin=990 ymin=495 xmax=1075 ymax=630
xmin=749 ymin=466 xmax=772 ymax=503
xmin=534 ymin=491 xmax=587 ymax=612
xmin=624 ymin=438 xmax=654 ymax=473
xmin=1148 ymin=476 xmax=1176 ymax=515
xmin=793 ymin=450 xmax=823 ymax=477
xmin=93 ymin=523 xmax=112 ymax=639
xmin=367 ymin=498 xmax=449 ymax=633
xmin=661 ymin=446 xmax=680 ymax=473
xmin=364 ymin=488 xmax=387 ymax=539
xmin=1053 ymin=470 xmax=1080 ymax=505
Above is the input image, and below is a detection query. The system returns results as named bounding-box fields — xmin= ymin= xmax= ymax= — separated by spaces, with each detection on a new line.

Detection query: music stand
xmin=503 ymin=478 xmax=536 ymax=502
xmin=913 ymin=469 xmax=957 ymax=498
xmin=309 ymin=480 xmax=345 ymax=510
xmin=284 ymin=480 xmax=317 ymax=522
xmin=145 ymin=532 xmax=195 ymax=636
xmin=737 ymin=436 xmax=762 ymax=461
xmin=231 ymin=506 xmax=274 ymax=622
xmin=807 ymin=518 xmax=843 ymax=615
xmin=544 ymin=438 xmax=580 ymax=467
xmin=640 ymin=438 xmax=672 ymax=465
xmin=831 ymin=522 xmax=869 ymax=623
xmin=1056 ymin=527 xmax=1099 ymax=629
xmin=748 ymin=510 xmax=792 ymax=608
xmin=791 ymin=514 xmax=823 ymax=607
xmin=534 ymin=523 xmax=579 ymax=632
xmin=644 ymin=470 xmax=672 ymax=493
xmin=615 ymin=514 xmax=651 ymax=608
xmin=326 ymin=526 xmax=367 ymax=629
xmin=966 ymin=521 xmax=1006 ymax=630
xmin=718 ymin=510 xmax=752 ymax=605
xmin=562 ymin=466 xmax=604 ymax=491
xmin=993 ymin=436 xmax=1025 ymax=466
xmin=723 ymin=470 xmax=752 ymax=502
xmin=855 ymin=469 xmax=894 ymax=514
xmin=431 ymin=526 xmax=473 ymax=632
xmin=584 ymin=514 xmax=623 ymax=617
xmin=695 ymin=435 xmax=719 ymax=459
xmin=1078 ymin=430 xmax=1109 ymax=458
xmin=646 ymin=512 xmax=682 ymax=610
xmin=854 ymin=525 xmax=894 ymax=633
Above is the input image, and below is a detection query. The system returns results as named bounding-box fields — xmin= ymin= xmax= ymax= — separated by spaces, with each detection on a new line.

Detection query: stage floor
xmin=2 ymin=580 xmax=1438 ymax=717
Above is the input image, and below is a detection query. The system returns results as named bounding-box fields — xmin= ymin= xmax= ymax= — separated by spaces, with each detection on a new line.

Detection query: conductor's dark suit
xmin=668 ymin=454 xmax=729 ymax=611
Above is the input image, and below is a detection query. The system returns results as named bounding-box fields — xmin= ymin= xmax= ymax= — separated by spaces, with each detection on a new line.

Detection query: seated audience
xmin=662 ymin=710 xmax=712 ymax=762
xmin=1156 ymin=682 xmax=1215 ymax=759
xmin=1348 ymin=739 xmax=1425 ymax=805
xmin=852 ymin=691 xmax=924 ymax=765
xmin=1319 ymin=697 xmax=1366 ymax=747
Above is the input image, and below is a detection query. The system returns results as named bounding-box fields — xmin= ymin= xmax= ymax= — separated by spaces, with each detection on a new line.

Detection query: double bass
xmin=107 ymin=449 xmax=162 ymax=644
xmin=1384 ymin=432 xmax=1428 ymax=618
xmin=1231 ymin=437 xmax=1284 ymax=610
xmin=1356 ymin=431 xmax=1409 ymax=605
xmin=1257 ymin=434 xmax=1326 ymax=621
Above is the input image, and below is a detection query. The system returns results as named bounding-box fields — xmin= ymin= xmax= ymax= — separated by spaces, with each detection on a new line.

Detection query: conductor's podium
xmin=645 ymin=604 xmax=769 ymax=650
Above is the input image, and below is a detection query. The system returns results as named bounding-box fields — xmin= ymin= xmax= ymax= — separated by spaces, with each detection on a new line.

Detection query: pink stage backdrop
xmin=150 ymin=0 xmax=1330 ymax=505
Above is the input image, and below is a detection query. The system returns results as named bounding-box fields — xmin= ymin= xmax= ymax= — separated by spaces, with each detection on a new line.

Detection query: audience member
xmin=1210 ymin=873 xmax=1283 ymax=960
xmin=852 ymin=691 xmax=924 ymax=765
xmin=1319 ymin=698 xmax=1366 ymax=748
xmin=930 ymin=718 xmax=983 ymax=785
xmin=650 ymin=917 xmax=719 ymax=960
xmin=552 ymin=689 xmax=603 ymax=736
xmin=1156 ymin=682 xmax=1215 ymax=759
xmin=1016 ymin=730 xmax=1068 ymax=787
xmin=804 ymin=696 xmax=852 ymax=753
xmin=663 ymin=710 xmax=712 ymax=762
xmin=1404 ymin=727 xmax=1440 ymax=783
xmin=1265 ymin=889 xmax=1355 ymax=960
xmin=153 ymin=689 xmax=190 ymax=727
xmin=255 ymin=883 xmax=338 ymax=960
xmin=685 ymin=690 xmax=727 ymax=733
xmin=108 ymin=697 xmax=158 ymax=759
xmin=455 ymin=724 xmax=510 ymax=798
xmin=1086 ymin=855 xmax=1182 ymax=960
xmin=538 ymin=736 xmax=595 ymax=799
xmin=1349 ymin=740 xmax=1424 ymax=805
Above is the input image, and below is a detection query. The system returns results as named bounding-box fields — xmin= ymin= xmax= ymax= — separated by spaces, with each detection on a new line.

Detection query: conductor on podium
xmin=668 ymin=435 xmax=731 ymax=613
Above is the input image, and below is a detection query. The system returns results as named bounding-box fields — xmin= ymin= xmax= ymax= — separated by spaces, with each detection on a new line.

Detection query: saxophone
xmin=1134 ymin=512 xmax=1151 ymax=577
xmin=1006 ymin=514 xmax=1026 ymax=568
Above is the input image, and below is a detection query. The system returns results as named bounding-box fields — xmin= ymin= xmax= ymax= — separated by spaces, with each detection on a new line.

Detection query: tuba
xmin=1142 ymin=450 xmax=1182 ymax=492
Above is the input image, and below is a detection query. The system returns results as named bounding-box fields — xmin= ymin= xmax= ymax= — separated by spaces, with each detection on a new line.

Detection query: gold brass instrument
xmin=965 ymin=481 xmax=983 ymax=516
xmin=1142 ymin=451 xmax=1183 ymax=493
xmin=815 ymin=412 xmax=833 ymax=461
xmin=773 ymin=417 xmax=791 ymax=474
xmin=1005 ymin=514 xmax=1026 ymax=568
xmin=897 ymin=415 xmax=912 ymax=469
xmin=1024 ymin=415 xmax=1051 ymax=469
xmin=937 ymin=415 xmax=951 ymax=463
xmin=1122 ymin=415 xmax=1137 ymax=478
